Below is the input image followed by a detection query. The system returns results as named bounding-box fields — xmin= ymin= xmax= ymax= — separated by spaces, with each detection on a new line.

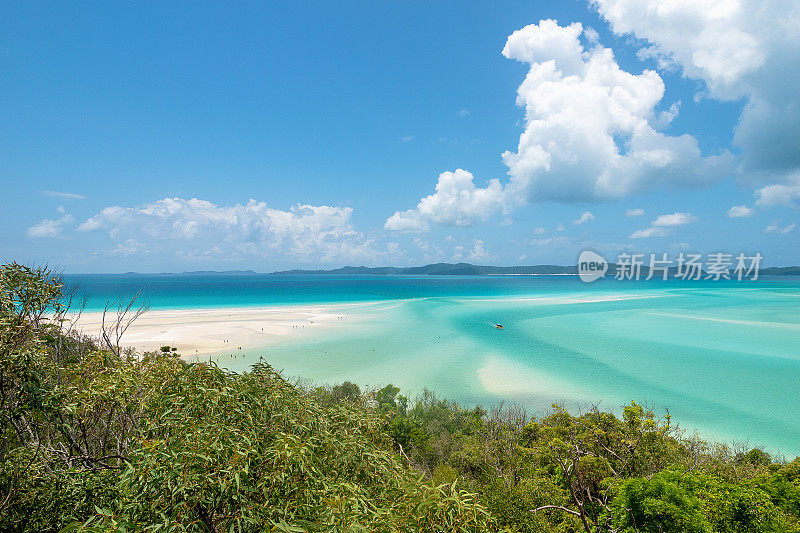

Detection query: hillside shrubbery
xmin=1 ymin=262 xmax=798 ymax=532
xmin=363 ymin=371 xmax=800 ymax=532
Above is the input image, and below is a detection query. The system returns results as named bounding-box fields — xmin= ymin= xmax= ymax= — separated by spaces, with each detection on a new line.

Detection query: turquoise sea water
xmin=67 ymin=274 xmax=800 ymax=456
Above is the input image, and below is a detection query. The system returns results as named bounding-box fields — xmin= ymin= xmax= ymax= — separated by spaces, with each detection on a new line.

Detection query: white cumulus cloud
xmin=500 ymin=19 xmax=731 ymax=202
xmin=77 ymin=197 xmax=381 ymax=263
xmin=592 ymin=0 xmax=800 ymax=186
xmin=27 ymin=206 xmax=75 ymax=238
xmin=386 ymin=19 xmax=732 ymax=232
xmin=384 ymin=169 xmax=507 ymax=233
xmin=573 ymin=211 xmax=595 ymax=224
xmin=755 ymin=173 xmax=800 ymax=208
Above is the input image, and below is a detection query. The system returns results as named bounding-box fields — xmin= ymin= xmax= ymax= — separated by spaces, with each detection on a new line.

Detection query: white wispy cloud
xmin=573 ymin=211 xmax=595 ymax=225
xmin=527 ymin=235 xmax=635 ymax=259
xmin=386 ymin=242 xmax=403 ymax=255
xmin=453 ymin=239 xmax=492 ymax=262
xmin=651 ymin=212 xmax=697 ymax=227
xmin=625 ymin=208 xmax=645 ymax=217
xmin=102 ymin=239 xmax=147 ymax=257
xmin=630 ymin=227 xmax=669 ymax=239
xmin=43 ymin=190 xmax=87 ymax=200
xmin=631 ymin=211 xmax=696 ymax=238
xmin=727 ymin=205 xmax=754 ymax=218
xmin=764 ymin=220 xmax=796 ymax=234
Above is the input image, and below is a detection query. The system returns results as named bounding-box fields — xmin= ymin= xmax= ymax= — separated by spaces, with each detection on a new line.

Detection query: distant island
xmin=116 ymin=270 xmax=260 ymax=276
xmin=271 ymin=262 xmax=800 ymax=276
xmin=271 ymin=262 xmax=574 ymax=275
xmin=78 ymin=263 xmax=800 ymax=276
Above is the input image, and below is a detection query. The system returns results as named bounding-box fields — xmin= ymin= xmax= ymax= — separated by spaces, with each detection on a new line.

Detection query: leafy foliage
xmin=0 ymin=262 xmax=494 ymax=532
xmin=382 ymin=392 xmax=800 ymax=532
xmin=80 ymin=361 xmax=493 ymax=531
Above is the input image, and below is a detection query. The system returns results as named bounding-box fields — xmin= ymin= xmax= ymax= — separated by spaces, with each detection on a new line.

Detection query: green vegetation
xmin=369 ymin=386 xmax=800 ymax=532
xmin=1 ymin=262 xmax=799 ymax=532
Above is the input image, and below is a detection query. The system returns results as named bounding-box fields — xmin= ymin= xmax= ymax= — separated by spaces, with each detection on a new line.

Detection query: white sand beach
xmin=68 ymin=303 xmax=374 ymax=357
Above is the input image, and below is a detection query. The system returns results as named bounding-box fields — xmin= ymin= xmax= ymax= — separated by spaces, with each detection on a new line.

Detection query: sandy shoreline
xmin=67 ymin=302 xmax=377 ymax=357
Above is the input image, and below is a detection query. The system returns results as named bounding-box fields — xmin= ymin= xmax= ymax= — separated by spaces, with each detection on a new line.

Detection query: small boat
xmin=495 ymin=324 xmax=503 ymax=330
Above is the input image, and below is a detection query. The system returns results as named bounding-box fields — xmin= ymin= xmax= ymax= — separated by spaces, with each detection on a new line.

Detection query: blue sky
xmin=1 ymin=0 xmax=798 ymax=272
